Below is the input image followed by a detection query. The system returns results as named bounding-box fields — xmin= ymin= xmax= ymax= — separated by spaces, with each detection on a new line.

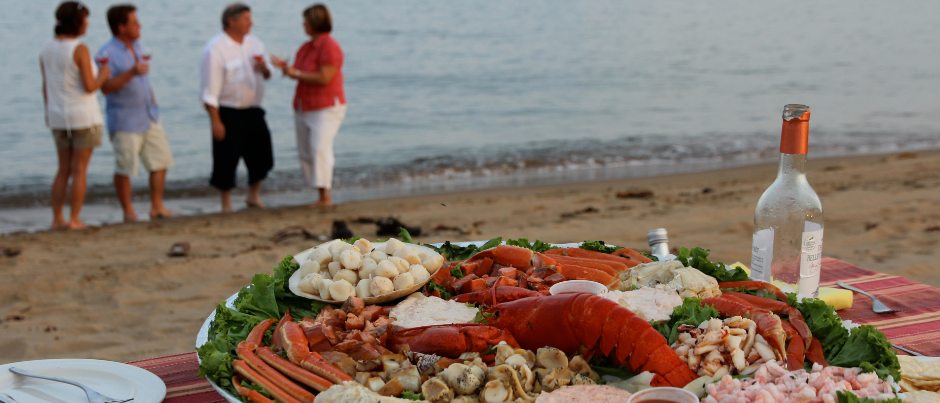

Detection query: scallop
xmin=385 ymin=238 xmax=406 ymax=256
xmin=360 ymin=258 xmax=378 ymax=279
xmin=353 ymin=239 xmax=374 ymax=254
xmin=371 ymin=276 xmax=394 ymax=296
xmin=394 ymin=247 xmax=421 ymax=266
xmin=334 ymin=269 xmax=359 ymax=285
xmin=328 ymin=262 xmax=343 ymax=278
xmin=339 ymin=249 xmax=362 ymax=270
xmin=356 ymin=279 xmax=372 ymax=298
xmin=410 ymin=265 xmax=431 ymax=283
xmin=298 ymin=260 xmax=321 ymax=278
xmin=389 ymin=256 xmax=410 ymax=274
xmin=393 ymin=272 xmax=415 ymax=291
xmin=370 ymin=250 xmax=388 ymax=262
xmin=308 ymin=247 xmax=333 ymax=266
xmin=298 ymin=273 xmax=322 ymax=294
xmin=318 ymin=278 xmax=334 ymax=300
xmin=330 ymin=242 xmax=358 ymax=262
xmin=374 ymin=260 xmax=399 ymax=278
xmin=329 ymin=279 xmax=355 ymax=301
xmin=422 ymin=254 xmax=445 ymax=272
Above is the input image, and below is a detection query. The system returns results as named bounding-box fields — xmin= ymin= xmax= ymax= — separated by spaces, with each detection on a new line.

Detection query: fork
xmin=836 ymin=281 xmax=900 ymax=314
xmin=8 ymin=367 xmax=133 ymax=403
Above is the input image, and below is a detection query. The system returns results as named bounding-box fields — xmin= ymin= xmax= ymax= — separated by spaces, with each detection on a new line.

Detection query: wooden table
xmin=127 ymin=257 xmax=940 ymax=402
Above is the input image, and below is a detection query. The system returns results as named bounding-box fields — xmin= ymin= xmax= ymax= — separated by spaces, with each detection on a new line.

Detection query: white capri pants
xmin=294 ymin=103 xmax=347 ymax=189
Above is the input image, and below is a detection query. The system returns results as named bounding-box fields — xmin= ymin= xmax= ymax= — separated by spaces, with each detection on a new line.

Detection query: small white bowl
xmin=627 ymin=387 xmax=699 ymax=403
xmin=549 ymin=280 xmax=608 ymax=296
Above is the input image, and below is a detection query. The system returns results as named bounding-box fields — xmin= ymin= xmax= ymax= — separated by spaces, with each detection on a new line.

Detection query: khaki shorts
xmin=52 ymin=125 xmax=103 ymax=149
xmin=111 ymin=120 xmax=175 ymax=176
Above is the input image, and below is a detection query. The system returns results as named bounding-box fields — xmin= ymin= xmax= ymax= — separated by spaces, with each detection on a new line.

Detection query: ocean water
xmin=2 ymin=1 xmax=940 ymax=232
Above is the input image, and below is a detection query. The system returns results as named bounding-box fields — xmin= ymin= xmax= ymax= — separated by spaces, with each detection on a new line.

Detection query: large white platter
xmin=0 ymin=359 xmax=166 ymax=403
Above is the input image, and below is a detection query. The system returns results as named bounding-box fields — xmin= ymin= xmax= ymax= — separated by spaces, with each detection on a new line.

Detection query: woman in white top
xmin=40 ymin=1 xmax=110 ymax=230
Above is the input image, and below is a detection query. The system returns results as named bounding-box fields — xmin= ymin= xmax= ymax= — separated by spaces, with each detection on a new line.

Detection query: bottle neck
xmin=777 ymin=153 xmax=807 ymax=178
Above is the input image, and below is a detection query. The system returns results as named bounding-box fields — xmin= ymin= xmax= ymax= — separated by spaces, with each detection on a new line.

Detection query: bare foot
xmin=51 ymin=220 xmax=70 ymax=231
xmin=124 ymin=213 xmax=139 ymax=223
xmin=246 ymin=199 xmax=265 ymax=209
xmin=150 ymin=208 xmax=175 ymax=220
xmin=67 ymin=220 xmax=88 ymax=230
xmin=308 ymin=200 xmax=333 ymax=208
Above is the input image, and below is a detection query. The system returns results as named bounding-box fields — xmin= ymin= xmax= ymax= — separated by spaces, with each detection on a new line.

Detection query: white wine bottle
xmin=750 ymin=104 xmax=824 ymax=297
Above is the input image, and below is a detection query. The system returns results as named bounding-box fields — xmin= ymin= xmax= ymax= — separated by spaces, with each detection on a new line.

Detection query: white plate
xmin=0 ymin=359 xmax=166 ymax=403
xmin=195 ymin=240 xmax=592 ymax=402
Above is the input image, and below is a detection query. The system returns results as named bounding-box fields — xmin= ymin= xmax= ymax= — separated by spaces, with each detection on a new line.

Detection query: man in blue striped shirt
xmin=97 ymin=4 xmax=174 ymax=222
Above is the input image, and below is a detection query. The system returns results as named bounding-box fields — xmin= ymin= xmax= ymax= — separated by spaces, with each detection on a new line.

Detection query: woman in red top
xmin=273 ymin=4 xmax=346 ymax=207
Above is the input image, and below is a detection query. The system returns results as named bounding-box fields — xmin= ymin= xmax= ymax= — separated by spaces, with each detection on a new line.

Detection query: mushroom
xmin=567 ymin=355 xmax=600 ymax=381
xmin=534 ymin=367 xmax=572 ymax=392
xmin=339 ymin=249 xmax=363 ymax=270
xmin=480 ymin=379 xmax=513 ymax=403
xmin=535 ymin=347 xmax=568 ymax=370
xmin=443 ymin=363 xmax=484 ymax=395
xmin=371 ymin=276 xmax=394 ymax=296
xmin=422 ymin=377 xmax=455 ymax=403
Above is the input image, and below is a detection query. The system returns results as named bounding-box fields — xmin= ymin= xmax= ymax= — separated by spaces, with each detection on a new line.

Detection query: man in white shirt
xmin=199 ymin=3 xmax=273 ymax=212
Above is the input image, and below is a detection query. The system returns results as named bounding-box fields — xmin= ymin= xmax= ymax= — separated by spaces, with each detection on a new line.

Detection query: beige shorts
xmin=52 ymin=125 xmax=103 ymax=149
xmin=111 ymin=120 xmax=175 ymax=176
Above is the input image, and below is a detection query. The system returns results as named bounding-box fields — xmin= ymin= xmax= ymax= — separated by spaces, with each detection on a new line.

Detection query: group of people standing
xmin=40 ymin=1 xmax=347 ymax=230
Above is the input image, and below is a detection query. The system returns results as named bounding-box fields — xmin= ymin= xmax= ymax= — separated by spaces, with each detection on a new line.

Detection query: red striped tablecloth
xmin=126 ymin=257 xmax=940 ymax=402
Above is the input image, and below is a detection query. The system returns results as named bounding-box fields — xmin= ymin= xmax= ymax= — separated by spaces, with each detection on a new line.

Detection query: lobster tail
xmin=488 ymin=294 xmax=697 ymax=387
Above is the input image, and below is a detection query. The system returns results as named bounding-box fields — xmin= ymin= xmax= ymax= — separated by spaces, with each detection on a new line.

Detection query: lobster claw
xmin=387 ymin=324 xmax=520 ymax=358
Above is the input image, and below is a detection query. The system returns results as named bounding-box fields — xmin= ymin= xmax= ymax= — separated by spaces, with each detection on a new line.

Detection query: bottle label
xmin=750 ymin=228 xmax=774 ymax=282
xmin=798 ymin=222 xmax=824 ymax=297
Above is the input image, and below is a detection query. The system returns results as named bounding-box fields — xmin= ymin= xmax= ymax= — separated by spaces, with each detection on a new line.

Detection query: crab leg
xmin=232 ymin=375 xmax=276 ymax=403
xmin=237 ymin=343 xmax=315 ymax=403
xmin=722 ymin=291 xmax=812 ymax=348
xmin=255 ymin=347 xmax=334 ymax=392
xmin=718 ymin=281 xmax=789 ymax=301
xmin=233 ymin=360 xmax=304 ymax=403
xmin=702 ymin=296 xmax=787 ymax=362
xmin=280 ymin=321 xmax=355 ymax=384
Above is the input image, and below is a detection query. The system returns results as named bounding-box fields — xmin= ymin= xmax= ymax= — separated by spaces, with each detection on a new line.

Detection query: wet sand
xmin=0 ymin=150 xmax=938 ymax=364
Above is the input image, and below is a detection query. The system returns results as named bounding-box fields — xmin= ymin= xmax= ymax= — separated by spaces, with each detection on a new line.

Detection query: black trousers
xmin=210 ymin=107 xmax=274 ymax=191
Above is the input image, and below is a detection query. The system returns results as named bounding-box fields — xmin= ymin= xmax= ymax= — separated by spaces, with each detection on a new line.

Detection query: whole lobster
xmin=484 ymin=293 xmax=698 ymax=388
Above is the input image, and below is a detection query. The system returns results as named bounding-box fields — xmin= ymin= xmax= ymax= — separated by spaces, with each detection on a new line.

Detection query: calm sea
xmin=2 ymin=1 xmax=940 ymax=232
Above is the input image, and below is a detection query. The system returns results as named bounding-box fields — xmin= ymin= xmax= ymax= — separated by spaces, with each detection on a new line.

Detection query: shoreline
xmin=0 ymin=149 xmax=938 ymax=364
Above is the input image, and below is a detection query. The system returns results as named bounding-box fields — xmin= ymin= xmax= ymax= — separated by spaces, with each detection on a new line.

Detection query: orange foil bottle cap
xmin=780 ymin=104 xmax=810 ymax=154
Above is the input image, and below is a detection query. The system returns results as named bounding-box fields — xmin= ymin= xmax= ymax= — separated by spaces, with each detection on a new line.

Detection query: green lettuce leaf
xmin=792 ymin=297 xmax=849 ymax=358
xmin=401 ymin=391 xmax=424 ymax=401
xmin=579 ymin=240 xmax=618 ymax=254
xmin=836 ymin=390 xmax=901 ymax=403
xmin=398 ymin=228 xmax=415 ymax=244
xmin=676 ymin=247 xmax=749 ymax=282
xmin=505 ymin=238 xmax=554 ymax=252
xmin=653 ymin=297 xmax=721 ymax=345
xmin=828 ymin=325 xmax=901 ymax=381
xmin=428 ymin=280 xmax=453 ymax=300
xmin=427 ymin=237 xmax=502 ymax=261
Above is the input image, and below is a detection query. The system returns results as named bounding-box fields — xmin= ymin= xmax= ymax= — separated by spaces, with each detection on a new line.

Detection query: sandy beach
xmin=0 ymin=150 xmax=938 ymax=365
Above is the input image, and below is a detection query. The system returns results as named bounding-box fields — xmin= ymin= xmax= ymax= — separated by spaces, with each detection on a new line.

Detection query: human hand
xmin=134 ymin=62 xmax=150 ymax=75
xmin=270 ymin=55 xmax=288 ymax=69
xmin=211 ymin=120 xmax=226 ymax=141
xmin=284 ymin=66 xmax=298 ymax=79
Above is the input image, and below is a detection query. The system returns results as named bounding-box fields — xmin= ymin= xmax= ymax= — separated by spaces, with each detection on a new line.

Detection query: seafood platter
xmin=196 ymin=233 xmax=921 ymax=403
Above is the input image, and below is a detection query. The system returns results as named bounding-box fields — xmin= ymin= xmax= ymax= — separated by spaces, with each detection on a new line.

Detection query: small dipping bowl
xmin=626 ymin=387 xmax=699 ymax=403
xmin=549 ymin=280 xmax=608 ymax=296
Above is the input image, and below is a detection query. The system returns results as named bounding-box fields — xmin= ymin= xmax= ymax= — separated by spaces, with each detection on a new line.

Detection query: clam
xmin=443 ymin=363 xmax=484 ymax=395
xmin=422 ymin=377 xmax=455 ymax=403
xmin=535 ymin=347 xmax=568 ymax=370
xmin=535 ymin=367 xmax=572 ymax=392
xmin=567 ymin=355 xmax=600 ymax=381
xmin=480 ymin=380 xmax=513 ymax=403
